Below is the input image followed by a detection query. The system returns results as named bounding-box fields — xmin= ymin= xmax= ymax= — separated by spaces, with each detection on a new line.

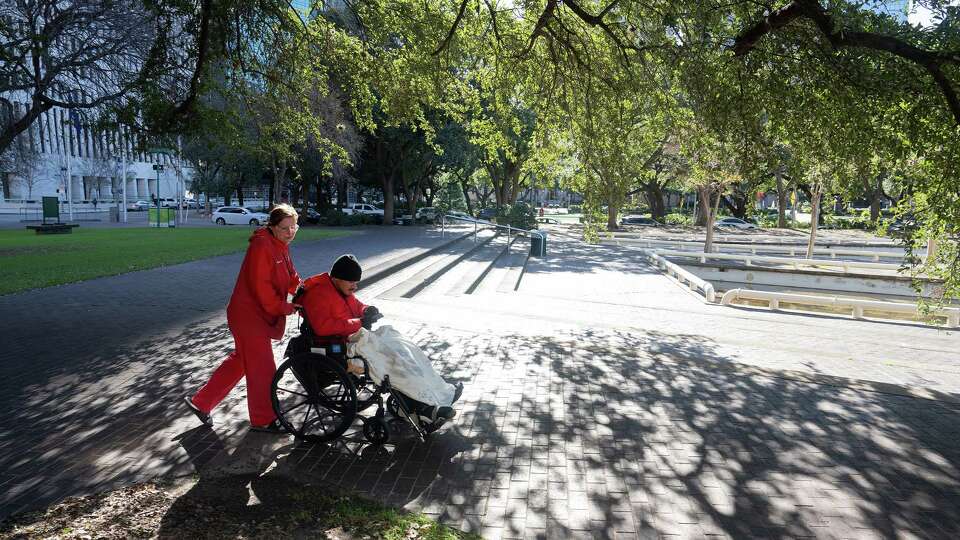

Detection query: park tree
xmin=0 ymin=0 xmax=165 ymax=154
xmin=1 ymin=134 xmax=43 ymax=200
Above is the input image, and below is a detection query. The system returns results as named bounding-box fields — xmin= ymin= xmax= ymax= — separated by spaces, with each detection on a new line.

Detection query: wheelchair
xmin=269 ymin=312 xmax=446 ymax=445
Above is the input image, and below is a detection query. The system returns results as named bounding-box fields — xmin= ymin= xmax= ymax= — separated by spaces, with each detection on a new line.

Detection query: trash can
xmin=530 ymin=230 xmax=546 ymax=256
xmin=109 ymin=207 xmax=119 ymax=222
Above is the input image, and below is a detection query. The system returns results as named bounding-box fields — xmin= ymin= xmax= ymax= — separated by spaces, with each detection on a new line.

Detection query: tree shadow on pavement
xmin=4 ymin=308 xmax=959 ymax=540
xmin=281 ymin=327 xmax=960 ymax=539
xmin=0 ymin=319 xmax=239 ymax=519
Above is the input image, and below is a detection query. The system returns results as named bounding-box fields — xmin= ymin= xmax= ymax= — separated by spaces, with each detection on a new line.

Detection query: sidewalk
xmin=0 ymin=224 xmax=471 ymax=518
xmin=1 ymin=223 xmax=958 ymax=539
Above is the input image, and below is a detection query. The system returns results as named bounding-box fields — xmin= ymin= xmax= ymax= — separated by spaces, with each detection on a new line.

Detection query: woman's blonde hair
xmin=268 ymin=204 xmax=298 ymax=226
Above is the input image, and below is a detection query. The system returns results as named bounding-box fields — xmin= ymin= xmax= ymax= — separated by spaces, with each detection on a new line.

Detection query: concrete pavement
xmin=1 ymin=223 xmax=958 ymax=539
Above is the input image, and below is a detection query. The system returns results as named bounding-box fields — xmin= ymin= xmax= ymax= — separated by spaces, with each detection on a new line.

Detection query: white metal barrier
xmin=643 ymin=250 xmax=716 ymax=302
xmin=599 ymin=234 xmax=910 ymax=261
xmin=720 ymin=288 xmax=960 ymax=328
xmin=650 ymin=249 xmax=908 ymax=274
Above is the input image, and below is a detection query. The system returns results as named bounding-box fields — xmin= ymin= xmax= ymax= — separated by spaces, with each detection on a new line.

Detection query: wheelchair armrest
xmin=309 ymin=335 xmax=348 ymax=357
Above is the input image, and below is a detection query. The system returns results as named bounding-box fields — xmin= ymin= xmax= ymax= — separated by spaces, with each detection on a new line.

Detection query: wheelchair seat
xmin=273 ymin=293 xmax=446 ymax=446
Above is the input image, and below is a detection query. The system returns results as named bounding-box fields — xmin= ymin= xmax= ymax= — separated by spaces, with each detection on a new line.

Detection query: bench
xmin=26 ymin=223 xmax=80 ymax=235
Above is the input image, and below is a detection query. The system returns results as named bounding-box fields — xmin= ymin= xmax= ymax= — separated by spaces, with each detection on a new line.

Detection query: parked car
xmin=300 ymin=208 xmax=322 ymax=225
xmin=478 ymin=208 xmax=497 ymax=221
xmin=343 ymin=203 xmax=384 ymax=217
xmin=715 ymin=217 xmax=757 ymax=230
xmin=211 ymin=206 xmax=270 ymax=226
xmin=416 ymin=207 xmax=441 ymax=223
xmin=620 ymin=215 xmax=661 ymax=226
xmin=447 ymin=210 xmax=472 ymax=220
xmin=128 ymin=200 xmax=151 ymax=211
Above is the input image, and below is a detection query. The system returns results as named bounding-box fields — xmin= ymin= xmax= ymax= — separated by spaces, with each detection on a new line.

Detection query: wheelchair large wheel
xmin=271 ymin=352 xmax=358 ymax=443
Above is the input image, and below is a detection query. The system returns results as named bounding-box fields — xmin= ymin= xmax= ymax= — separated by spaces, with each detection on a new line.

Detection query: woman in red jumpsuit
xmin=184 ymin=204 xmax=302 ymax=432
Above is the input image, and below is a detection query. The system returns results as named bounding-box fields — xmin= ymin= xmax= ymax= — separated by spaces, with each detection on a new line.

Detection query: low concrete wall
xmin=679 ymin=261 xmax=945 ymax=301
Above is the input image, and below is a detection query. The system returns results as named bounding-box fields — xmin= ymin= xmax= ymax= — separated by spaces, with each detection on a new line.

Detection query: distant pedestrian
xmin=183 ymin=204 xmax=302 ymax=433
xmin=92 ymin=197 xmax=98 ymax=210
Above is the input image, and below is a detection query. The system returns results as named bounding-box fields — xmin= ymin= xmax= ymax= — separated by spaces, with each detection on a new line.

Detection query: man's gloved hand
xmin=361 ymin=306 xmax=382 ymax=329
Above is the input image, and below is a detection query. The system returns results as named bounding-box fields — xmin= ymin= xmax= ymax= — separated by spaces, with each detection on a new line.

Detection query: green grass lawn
xmin=0 ymin=226 xmax=351 ymax=296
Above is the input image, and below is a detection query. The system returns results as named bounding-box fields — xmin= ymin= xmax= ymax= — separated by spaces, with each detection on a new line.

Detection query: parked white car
xmin=128 ymin=200 xmax=151 ymax=211
xmin=715 ymin=217 xmax=758 ymax=230
xmin=211 ymin=206 xmax=269 ymax=226
xmin=343 ymin=203 xmax=384 ymax=218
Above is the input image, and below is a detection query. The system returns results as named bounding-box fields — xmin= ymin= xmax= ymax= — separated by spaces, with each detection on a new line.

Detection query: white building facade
xmin=0 ymin=97 xmax=191 ymax=220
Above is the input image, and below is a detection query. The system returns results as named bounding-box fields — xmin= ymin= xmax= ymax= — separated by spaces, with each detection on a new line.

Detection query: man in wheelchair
xmin=297 ymin=254 xmax=463 ymax=427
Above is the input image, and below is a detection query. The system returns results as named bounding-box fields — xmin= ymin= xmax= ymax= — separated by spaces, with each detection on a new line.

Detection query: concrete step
xmin=416 ymin=234 xmax=511 ymax=298
xmin=359 ymin=230 xmax=474 ymax=289
xmin=360 ymin=234 xmax=478 ymax=300
xmin=467 ymin=237 xmax=529 ymax=295
xmin=377 ymin=231 xmax=498 ymax=300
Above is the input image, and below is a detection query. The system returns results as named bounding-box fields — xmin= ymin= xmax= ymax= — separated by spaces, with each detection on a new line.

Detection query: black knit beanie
xmin=330 ymin=254 xmax=362 ymax=281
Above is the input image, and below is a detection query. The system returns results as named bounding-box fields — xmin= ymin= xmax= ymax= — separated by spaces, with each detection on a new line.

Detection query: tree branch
xmin=731 ymin=0 xmax=960 ymax=125
xmin=432 ymin=0 xmax=469 ymax=56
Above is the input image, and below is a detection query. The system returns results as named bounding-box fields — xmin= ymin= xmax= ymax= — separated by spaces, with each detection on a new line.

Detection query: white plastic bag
xmin=348 ymin=325 xmax=456 ymax=406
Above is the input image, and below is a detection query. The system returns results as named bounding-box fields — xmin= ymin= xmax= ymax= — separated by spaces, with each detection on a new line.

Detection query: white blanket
xmin=347 ymin=325 xmax=455 ymax=406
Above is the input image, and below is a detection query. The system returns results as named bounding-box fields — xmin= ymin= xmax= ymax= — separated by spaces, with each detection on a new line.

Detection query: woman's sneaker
xmin=250 ymin=419 xmax=287 ymax=435
xmin=183 ymin=396 xmax=212 ymax=426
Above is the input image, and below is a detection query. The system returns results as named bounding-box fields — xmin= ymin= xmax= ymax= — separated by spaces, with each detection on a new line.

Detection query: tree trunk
xmin=381 ymin=172 xmax=395 ymax=225
xmin=806 ymin=186 xmax=822 ymax=259
xmin=236 ymin=173 xmax=245 ymax=206
xmin=695 ymin=188 xmax=710 ymax=226
xmin=607 ymin=204 xmax=618 ymax=230
xmin=644 ymin=182 xmax=666 ymax=221
xmin=869 ymin=196 xmax=881 ymax=224
xmin=701 ymin=184 xmax=719 ymax=253
xmin=775 ymin=169 xmax=787 ymax=228
xmin=459 ymin=176 xmax=474 ymax=216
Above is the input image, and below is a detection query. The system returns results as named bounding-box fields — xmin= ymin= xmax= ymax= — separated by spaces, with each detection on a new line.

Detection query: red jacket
xmin=226 ymin=228 xmax=301 ymax=340
xmin=300 ymin=273 xmax=368 ymax=338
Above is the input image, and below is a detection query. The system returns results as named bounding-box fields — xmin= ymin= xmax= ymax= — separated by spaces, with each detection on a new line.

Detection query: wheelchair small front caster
xmin=363 ymin=417 xmax=390 ymax=445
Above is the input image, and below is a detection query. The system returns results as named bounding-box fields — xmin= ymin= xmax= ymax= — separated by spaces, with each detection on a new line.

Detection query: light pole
xmin=152 ymin=163 xmax=164 ymax=227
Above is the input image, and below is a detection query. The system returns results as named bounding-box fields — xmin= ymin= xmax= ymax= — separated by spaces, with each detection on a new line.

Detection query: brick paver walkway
xmin=2 ymin=224 xmax=959 ymax=539
xmin=263 ymin=324 xmax=960 ymax=539
xmin=0 ymin=225 xmax=470 ymax=518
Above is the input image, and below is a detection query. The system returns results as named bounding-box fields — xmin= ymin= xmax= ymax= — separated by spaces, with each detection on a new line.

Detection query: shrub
xmin=501 ymin=202 xmax=538 ymax=230
xmin=665 ymin=212 xmax=693 ymax=226
xmin=323 ymin=209 xmax=345 ymax=226
xmin=343 ymin=213 xmax=366 ymax=226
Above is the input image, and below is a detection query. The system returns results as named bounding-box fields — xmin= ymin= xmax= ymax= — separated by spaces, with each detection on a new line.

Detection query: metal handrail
xmin=600 ymin=235 xmax=914 ymax=261
xmin=440 ymin=214 xmax=547 ymax=257
xmin=721 ymin=288 xmax=960 ymax=328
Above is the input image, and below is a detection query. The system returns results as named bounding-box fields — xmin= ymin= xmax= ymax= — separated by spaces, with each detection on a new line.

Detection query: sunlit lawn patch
xmin=0 ymin=227 xmax=351 ymax=295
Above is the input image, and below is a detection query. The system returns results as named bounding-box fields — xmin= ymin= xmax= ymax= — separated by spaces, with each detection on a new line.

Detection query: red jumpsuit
xmin=300 ymin=273 xmax=367 ymax=338
xmin=191 ymin=228 xmax=300 ymax=426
